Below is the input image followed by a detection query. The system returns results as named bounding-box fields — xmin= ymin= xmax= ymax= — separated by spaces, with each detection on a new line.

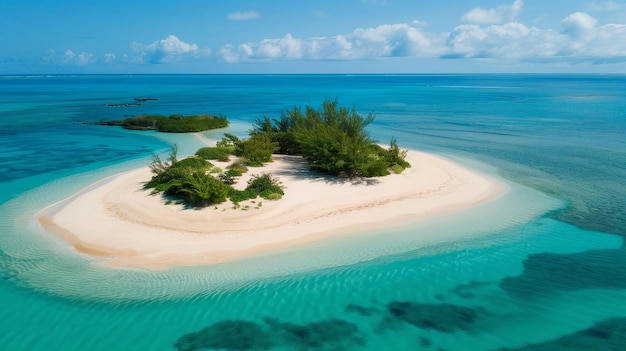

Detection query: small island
xmin=101 ymin=113 xmax=229 ymax=132
xmin=39 ymin=100 xmax=506 ymax=269
xmin=145 ymin=100 xmax=411 ymax=208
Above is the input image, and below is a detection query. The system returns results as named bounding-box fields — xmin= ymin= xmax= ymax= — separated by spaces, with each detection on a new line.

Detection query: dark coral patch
xmin=175 ymin=320 xmax=274 ymax=351
xmin=265 ymin=317 xmax=364 ymax=349
xmin=500 ymin=248 xmax=626 ymax=299
xmin=498 ymin=317 xmax=626 ymax=350
xmin=176 ymin=317 xmax=364 ymax=351
xmin=450 ymin=280 xmax=492 ymax=299
xmin=345 ymin=303 xmax=379 ymax=316
xmin=388 ymin=301 xmax=479 ymax=333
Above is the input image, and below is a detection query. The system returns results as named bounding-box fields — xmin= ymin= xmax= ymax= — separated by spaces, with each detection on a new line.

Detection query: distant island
xmin=100 ymin=114 xmax=229 ymax=132
xmin=145 ymin=99 xmax=411 ymax=208
xmin=107 ymin=97 xmax=158 ymax=107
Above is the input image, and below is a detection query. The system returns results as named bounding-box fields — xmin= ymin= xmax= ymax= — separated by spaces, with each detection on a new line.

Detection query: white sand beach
xmin=38 ymin=150 xmax=507 ymax=270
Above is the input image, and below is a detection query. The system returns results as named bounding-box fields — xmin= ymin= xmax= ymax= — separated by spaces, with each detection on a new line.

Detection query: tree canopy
xmin=251 ymin=99 xmax=410 ymax=177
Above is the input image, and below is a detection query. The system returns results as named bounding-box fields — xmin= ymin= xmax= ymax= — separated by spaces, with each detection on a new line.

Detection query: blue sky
xmin=1 ymin=0 xmax=626 ymax=73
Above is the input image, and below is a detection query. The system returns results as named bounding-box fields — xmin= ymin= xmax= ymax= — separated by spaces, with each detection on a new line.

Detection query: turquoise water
xmin=1 ymin=74 xmax=625 ymax=350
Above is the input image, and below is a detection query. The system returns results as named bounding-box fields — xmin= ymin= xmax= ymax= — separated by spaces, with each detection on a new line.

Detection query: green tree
xmin=148 ymin=145 xmax=178 ymax=176
xmin=249 ymin=99 xmax=410 ymax=178
xmin=384 ymin=137 xmax=411 ymax=172
xmin=234 ymin=134 xmax=280 ymax=166
xmin=291 ymin=100 xmax=386 ymax=177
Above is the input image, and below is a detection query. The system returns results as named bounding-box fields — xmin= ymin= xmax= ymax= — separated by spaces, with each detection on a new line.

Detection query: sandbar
xmin=38 ymin=150 xmax=507 ymax=270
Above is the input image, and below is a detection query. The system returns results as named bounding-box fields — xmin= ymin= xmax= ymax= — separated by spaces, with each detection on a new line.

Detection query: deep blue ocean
xmin=0 ymin=74 xmax=625 ymax=350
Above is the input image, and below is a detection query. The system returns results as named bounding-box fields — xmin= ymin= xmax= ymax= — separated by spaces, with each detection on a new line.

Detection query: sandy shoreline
xmin=38 ymin=150 xmax=508 ymax=270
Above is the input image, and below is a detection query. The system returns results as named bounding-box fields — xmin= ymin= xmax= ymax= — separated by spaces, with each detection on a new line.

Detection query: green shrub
xmin=224 ymin=168 xmax=243 ymax=177
xmin=264 ymin=193 xmax=283 ymax=201
xmin=227 ymin=159 xmax=248 ymax=173
xmin=176 ymin=172 xmax=229 ymax=206
xmin=384 ymin=138 xmax=411 ymax=170
xmin=246 ymin=173 xmax=284 ymax=195
xmin=218 ymin=168 xmax=243 ymax=185
xmin=144 ymin=147 xmax=227 ymax=207
xmin=234 ymin=134 xmax=279 ymax=166
xmin=195 ymin=147 xmax=231 ymax=162
xmin=358 ymin=152 xmax=391 ymax=177
xmin=145 ymin=157 xmax=211 ymax=191
xmin=147 ymin=145 xmax=178 ymax=177
xmin=219 ymin=173 xmax=235 ymax=185
xmin=159 ymin=178 xmax=186 ymax=196
xmin=174 ymin=156 xmax=213 ymax=170
xmin=216 ymin=133 xmax=240 ymax=150
xmin=390 ymin=164 xmax=405 ymax=174
xmin=227 ymin=188 xmax=258 ymax=203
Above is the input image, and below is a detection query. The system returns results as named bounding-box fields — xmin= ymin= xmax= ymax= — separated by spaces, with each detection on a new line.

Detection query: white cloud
xmin=131 ymin=35 xmax=210 ymax=63
xmin=104 ymin=53 xmax=116 ymax=64
xmin=209 ymin=2 xmax=626 ymax=69
xmin=557 ymin=20 xmax=626 ymax=58
xmin=59 ymin=2 xmax=623 ymax=70
xmin=228 ymin=11 xmax=260 ymax=21
xmin=75 ymin=52 xmax=95 ymax=65
xmin=561 ymin=12 xmax=598 ymax=38
xmin=215 ymin=9 xmax=626 ymax=67
xmin=60 ymin=50 xmax=76 ymax=64
xmin=443 ymin=11 xmax=626 ymax=63
xmin=461 ymin=0 xmax=523 ymax=24
xmin=444 ymin=22 xmax=546 ymax=59
xmin=43 ymin=49 xmax=96 ymax=66
xmin=217 ymin=23 xmax=440 ymax=63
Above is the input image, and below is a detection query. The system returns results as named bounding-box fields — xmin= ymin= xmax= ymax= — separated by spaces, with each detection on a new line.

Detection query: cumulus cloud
xmin=217 ymin=23 xmax=440 ymax=63
xmin=63 ymin=50 xmax=96 ymax=65
xmin=443 ymin=11 xmax=626 ymax=63
xmin=104 ymin=53 xmax=116 ymax=64
xmin=49 ymin=2 xmax=625 ymax=70
xmin=32 ymin=0 xmax=626 ymax=72
xmin=228 ymin=11 xmax=260 ymax=20
xmin=444 ymin=22 xmax=550 ymax=59
xmin=561 ymin=12 xmax=598 ymax=38
xmin=214 ymin=5 xmax=626 ymax=67
xmin=461 ymin=0 xmax=523 ymax=24
xmin=558 ymin=20 xmax=626 ymax=58
xmin=43 ymin=49 xmax=96 ymax=66
xmin=131 ymin=35 xmax=210 ymax=63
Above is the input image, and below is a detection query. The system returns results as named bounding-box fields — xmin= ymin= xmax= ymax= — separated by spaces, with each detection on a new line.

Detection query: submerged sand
xmin=38 ymin=150 xmax=507 ymax=270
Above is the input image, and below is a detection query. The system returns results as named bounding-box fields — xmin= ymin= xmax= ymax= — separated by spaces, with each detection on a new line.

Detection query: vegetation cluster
xmin=250 ymin=99 xmax=410 ymax=177
xmin=101 ymin=114 xmax=228 ymax=133
xmin=144 ymin=145 xmax=283 ymax=208
xmin=143 ymin=100 xmax=410 ymax=208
